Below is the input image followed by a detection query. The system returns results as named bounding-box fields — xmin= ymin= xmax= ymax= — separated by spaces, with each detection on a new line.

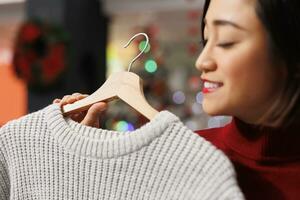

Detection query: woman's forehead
xmin=204 ymin=0 xmax=258 ymax=30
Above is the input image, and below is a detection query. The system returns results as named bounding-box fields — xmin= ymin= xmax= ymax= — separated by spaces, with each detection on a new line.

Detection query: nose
xmin=195 ymin=46 xmax=217 ymax=73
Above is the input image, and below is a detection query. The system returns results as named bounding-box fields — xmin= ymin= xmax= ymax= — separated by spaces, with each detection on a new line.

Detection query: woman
xmin=55 ymin=0 xmax=300 ymax=199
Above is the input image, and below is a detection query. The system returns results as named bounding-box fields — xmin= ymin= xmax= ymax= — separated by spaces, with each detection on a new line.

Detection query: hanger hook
xmin=123 ymin=32 xmax=149 ymax=72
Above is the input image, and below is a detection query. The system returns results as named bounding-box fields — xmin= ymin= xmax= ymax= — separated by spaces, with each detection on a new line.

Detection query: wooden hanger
xmin=62 ymin=33 xmax=159 ymax=120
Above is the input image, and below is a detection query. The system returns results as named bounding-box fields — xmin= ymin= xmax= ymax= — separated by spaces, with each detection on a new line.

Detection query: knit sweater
xmin=0 ymin=104 xmax=244 ymax=200
xmin=196 ymin=118 xmax=300 ymax=200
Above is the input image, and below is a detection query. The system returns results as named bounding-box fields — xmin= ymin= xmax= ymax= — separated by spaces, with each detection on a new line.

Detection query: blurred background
xmin=0 ymin=0 xmax=230 ymax=131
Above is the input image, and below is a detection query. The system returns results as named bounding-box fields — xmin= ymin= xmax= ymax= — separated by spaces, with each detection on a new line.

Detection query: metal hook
xmin=123 ymin=32 xmax=149 ymax=72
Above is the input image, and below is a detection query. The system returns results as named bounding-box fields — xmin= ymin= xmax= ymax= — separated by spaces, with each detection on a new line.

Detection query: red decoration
xmin=42 ymin=43 xmax=66 ymax=83
xmin=20 ymin=22 xmax=41 ymax=43
xmin=13 ymin=19 xmax=69 ymax=91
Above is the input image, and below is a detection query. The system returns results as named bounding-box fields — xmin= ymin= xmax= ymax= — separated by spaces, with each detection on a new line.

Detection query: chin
xmin=202 ymin=102 xmax=225 ymax=116
xmin=203 ymin=106 xmax=221 ymax=116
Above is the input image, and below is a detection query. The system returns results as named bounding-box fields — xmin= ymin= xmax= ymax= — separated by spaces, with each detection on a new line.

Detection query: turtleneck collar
xmin=45 ymin=104 xmax=179 ymax=159
xmin=222 ymin=117 xmax=300 ymax=162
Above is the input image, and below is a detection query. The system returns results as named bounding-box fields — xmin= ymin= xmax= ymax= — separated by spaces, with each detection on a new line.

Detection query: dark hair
xmin=201 ymin=0 xmax=300 ymax=128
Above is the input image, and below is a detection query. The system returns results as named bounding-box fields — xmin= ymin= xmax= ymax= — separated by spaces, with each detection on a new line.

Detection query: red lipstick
xmin=201 ymin=79 xmax=223 ymax=94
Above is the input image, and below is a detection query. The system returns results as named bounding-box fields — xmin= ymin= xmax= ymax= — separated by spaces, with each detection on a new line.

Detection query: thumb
xmin=81 ymin=102 xmax=107 ymax=128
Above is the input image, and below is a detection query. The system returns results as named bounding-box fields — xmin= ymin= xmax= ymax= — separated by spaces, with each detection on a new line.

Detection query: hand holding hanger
xmin=53 ymin=94 xmax=107 ymax=128
xmin=54 ymin=33 xmax=158 ymax=127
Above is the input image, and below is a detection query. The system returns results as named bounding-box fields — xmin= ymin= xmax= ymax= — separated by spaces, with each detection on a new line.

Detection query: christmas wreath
xmin=13 ymin=19 xmax=69 ymax=91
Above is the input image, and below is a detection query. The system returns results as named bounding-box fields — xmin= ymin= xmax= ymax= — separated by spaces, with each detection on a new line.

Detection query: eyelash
xmin=199 ymin=39 xmax=235 ymax=49
xmin=217 ymin=42 xmax=235 ymax=48
xmin=199 ymin=39 xmax=208 ymax=48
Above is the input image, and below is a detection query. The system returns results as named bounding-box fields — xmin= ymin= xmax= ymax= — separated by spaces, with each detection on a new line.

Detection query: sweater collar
xmin=222 ymin=117 xmax=300 ymax=162
xmin=45 ymin=104 xmax=179 ymax=159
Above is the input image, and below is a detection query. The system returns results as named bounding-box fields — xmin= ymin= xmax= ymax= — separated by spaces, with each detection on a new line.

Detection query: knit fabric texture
xmin=0 ymin=104 xmax=244 ymax=200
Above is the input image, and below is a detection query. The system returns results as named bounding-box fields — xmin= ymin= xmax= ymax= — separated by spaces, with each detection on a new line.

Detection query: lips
xmin=201 ymin=79 xmax=223 ymax=94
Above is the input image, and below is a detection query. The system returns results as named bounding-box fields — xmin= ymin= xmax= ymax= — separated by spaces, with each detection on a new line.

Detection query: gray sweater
xmin=0 ymin=104 xmax=244 ymax=200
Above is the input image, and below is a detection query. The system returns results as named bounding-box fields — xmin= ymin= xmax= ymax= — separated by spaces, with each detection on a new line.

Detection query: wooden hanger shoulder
xmin=117 ymin=72 xmax=158 ymax=120
xmin=62 ymin=71 xmax=159 ymax=120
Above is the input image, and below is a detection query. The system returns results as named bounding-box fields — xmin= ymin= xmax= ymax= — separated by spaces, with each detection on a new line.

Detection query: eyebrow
xmin=204 ymin=19 xmax=246 ymax=31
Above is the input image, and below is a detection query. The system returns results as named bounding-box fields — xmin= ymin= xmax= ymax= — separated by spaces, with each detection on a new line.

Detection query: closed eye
xmin=217 ymin=42 xmax=235 ymax=48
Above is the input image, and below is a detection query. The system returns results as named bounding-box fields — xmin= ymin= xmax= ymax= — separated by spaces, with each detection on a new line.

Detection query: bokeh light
xmin=172 ymin=91 xmax=186 ymax=104
xmin=192 ymin=102 xmax=203 ymax=115
xmin=145 ymin=59 xmax=157 ymax=73
xmin=196 ymin=92 xmax=203 ymax=104
xmin=114 ymin=121 xmax=135 ymax=131
xmin=208 ymin=117 xmax=222 ymax=128
xmin=139 ymin=41 xmax=151 ymax=53
xmin=185 ymin=120 xmax=198 ymax=131
xmin=0 ymin=48 xmax=12 ymax=66
xmin=127 ymin=123 xmax=135 ymax=131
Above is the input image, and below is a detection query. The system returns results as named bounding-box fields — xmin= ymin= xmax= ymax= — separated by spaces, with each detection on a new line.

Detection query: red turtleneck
xmin=196 ymin=118 xmax=300 ymax=200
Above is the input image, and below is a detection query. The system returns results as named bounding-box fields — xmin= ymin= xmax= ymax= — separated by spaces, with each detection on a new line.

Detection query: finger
xmin=60 ymin=93 xmax=88 ymax=106
xmin=61 ymin=94 xmax=80 ymax=105
xmin=75 ymin=94 xmax=89 ymax=101
xmin=66 ymin=96 xmax=79 ymax=104
xmin=68 ymin=93 xmax=89 ymax=103
xmin=71 ymin=93 xmax=81 ymax=99
xmin=53 ymin=98 xmax=61 ymax=104
xmin=81 ymin=102 xmax=107 ymax=128
xmin=70 ymin=113 xmax=85 ymax=122
xmin=60 ymin=95 xmax=71 ymax=106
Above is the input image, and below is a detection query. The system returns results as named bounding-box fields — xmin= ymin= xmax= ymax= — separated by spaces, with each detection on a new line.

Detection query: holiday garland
xmin=13 ymin=19 xmax=69 ymax=91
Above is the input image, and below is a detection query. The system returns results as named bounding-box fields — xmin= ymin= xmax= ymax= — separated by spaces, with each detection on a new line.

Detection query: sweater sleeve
xmin=0 ymin=128 xmax=10 ymax=200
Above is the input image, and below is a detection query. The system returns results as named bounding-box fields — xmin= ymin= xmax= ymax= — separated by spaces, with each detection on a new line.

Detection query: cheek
xmin=218 ymin=45 xmax=277 ymax=104
xmin=218 ymin=51 xmax=256 ymax=87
